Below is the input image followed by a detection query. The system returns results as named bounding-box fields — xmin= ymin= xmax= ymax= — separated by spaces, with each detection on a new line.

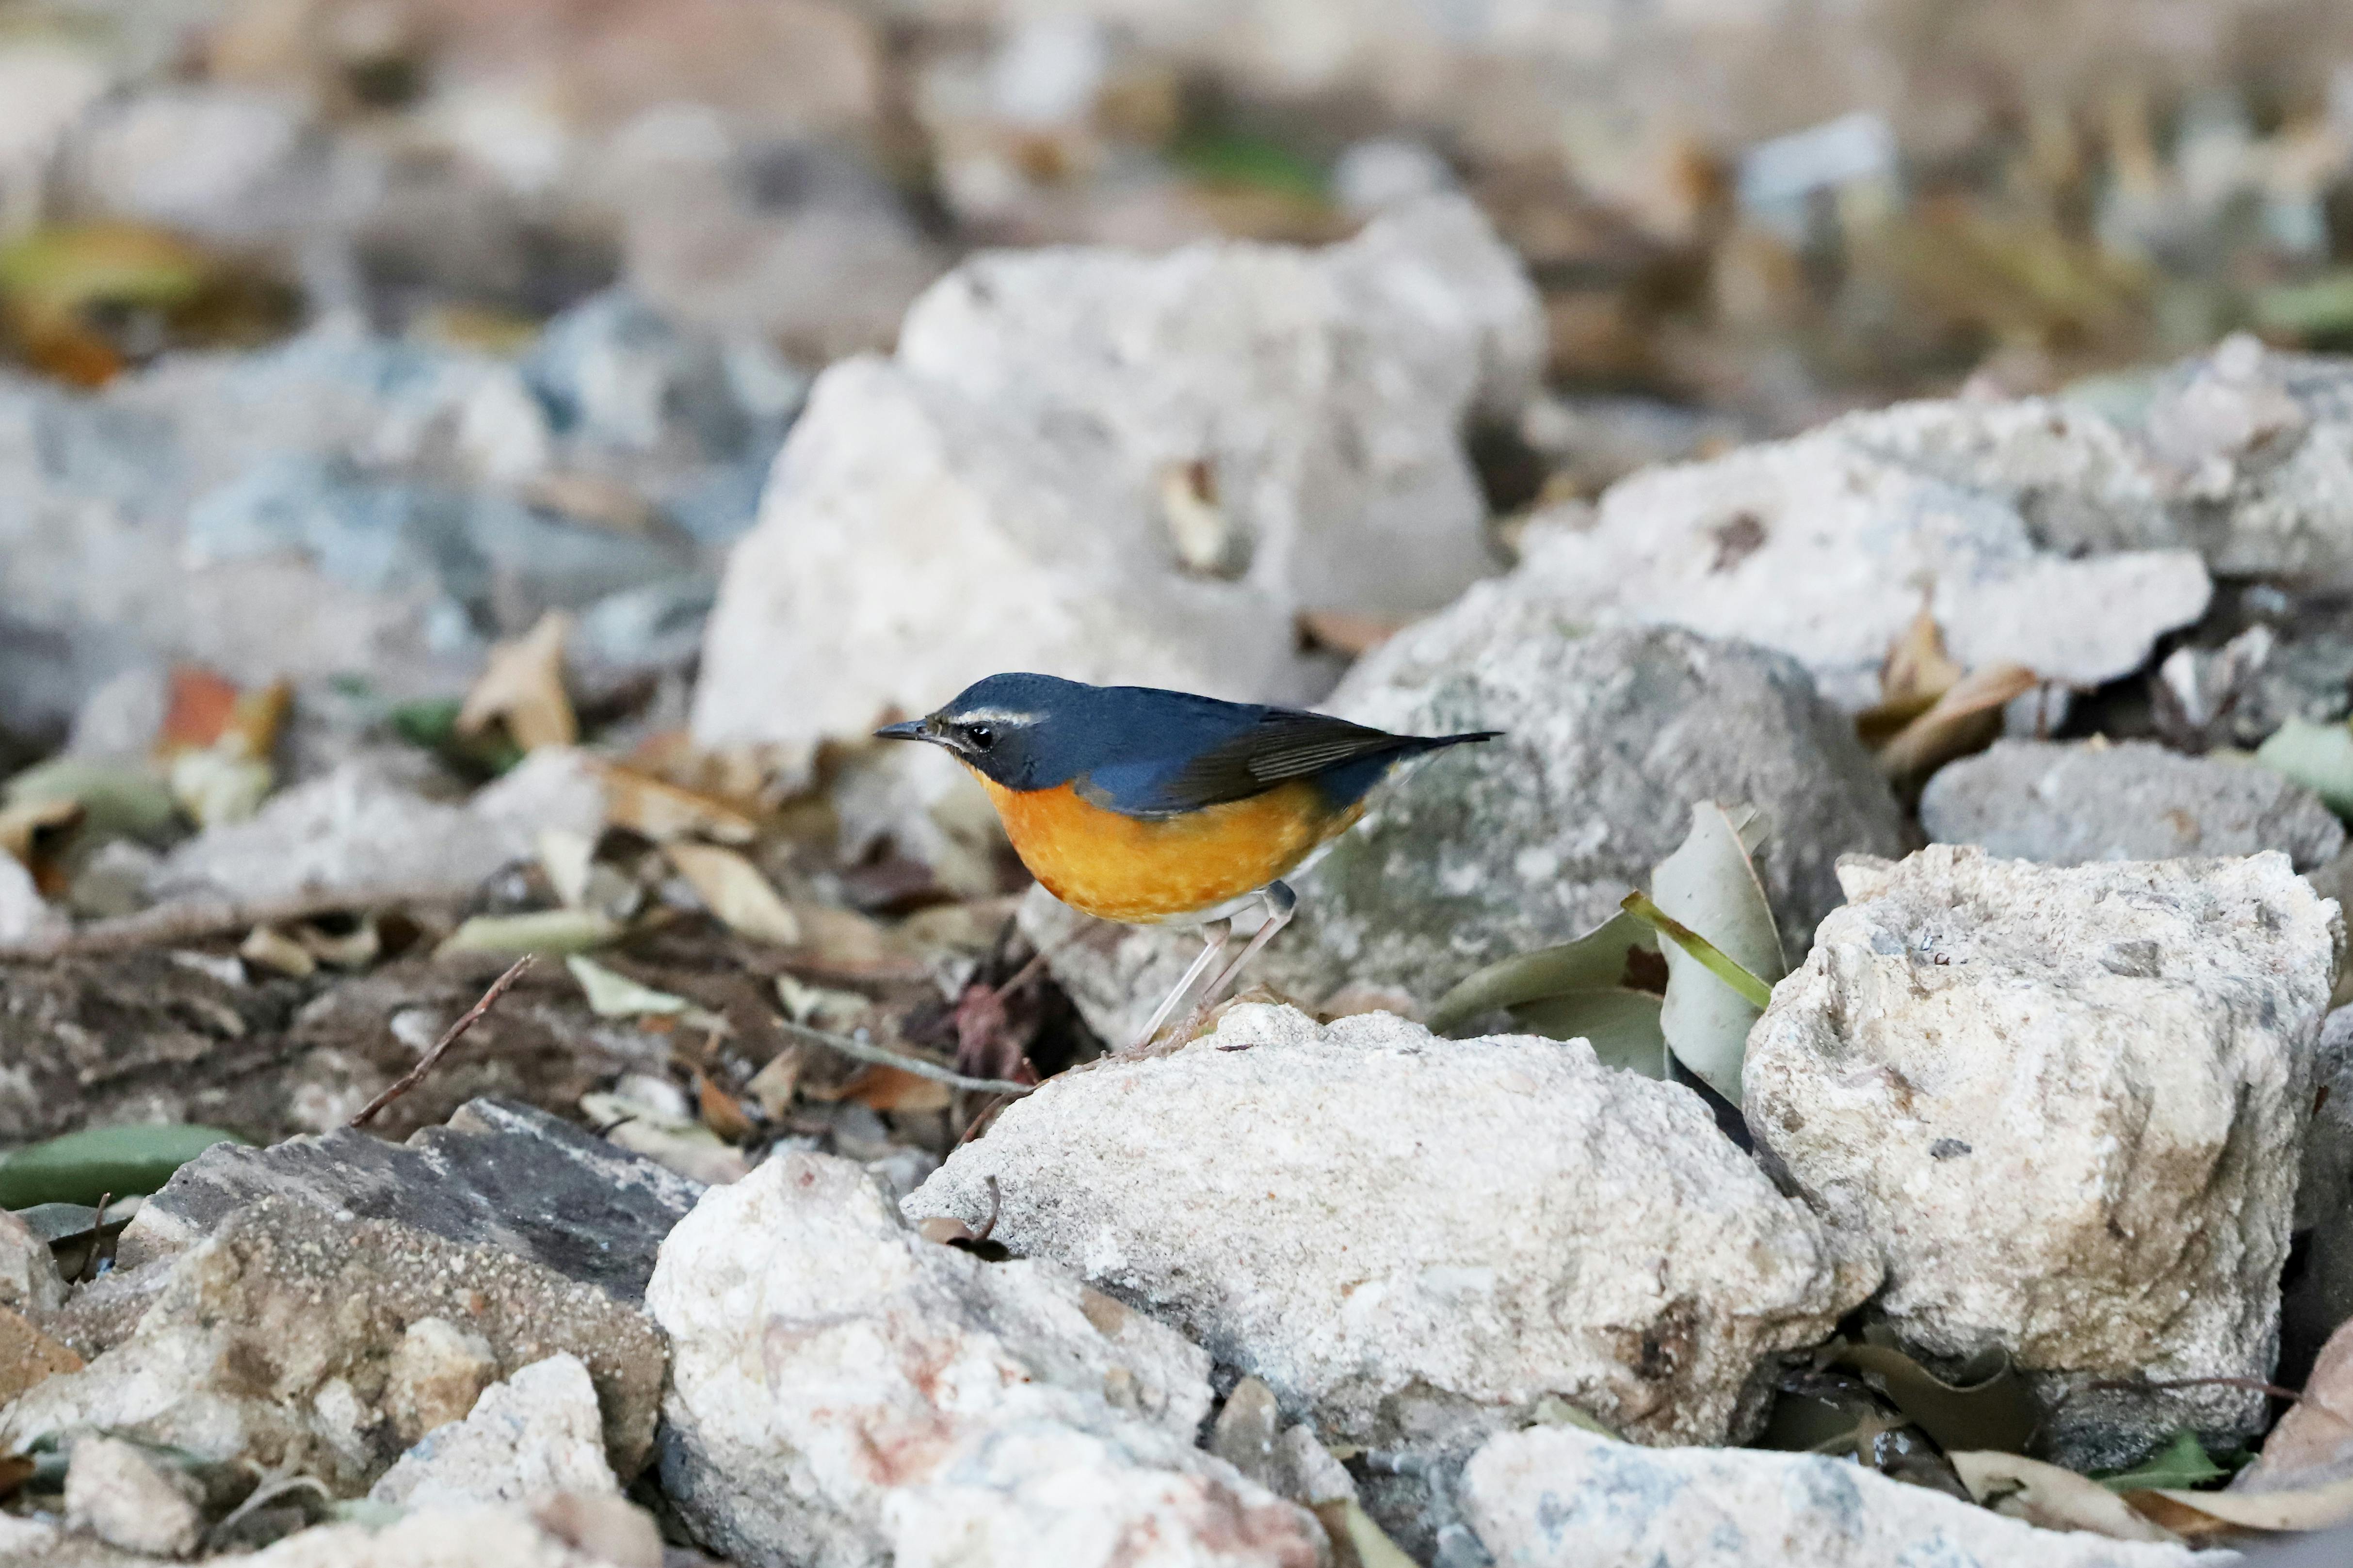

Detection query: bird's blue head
xmin=872 ymin=672 xmax=1100 ymax=790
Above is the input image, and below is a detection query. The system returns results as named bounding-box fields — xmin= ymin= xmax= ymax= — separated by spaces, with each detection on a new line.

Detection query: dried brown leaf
xmin=1950 ymin=1452 xmax=2184 ymax=1544
xmin=1873 ymin=663 xmax=2040 ymax=779
xmin=1297 ymin=610 xmax=1405 ymax=658
xmin=600 ymin=763 xmax=760 ymax=844
xmin=695 ymin=1072 xmax=757 ymax=1142
xmin=2140 ymin=1479 xmax=2353 ymax=1532
xmin=457 ymin=611 xmax=577 ymax=752
xmin=665 ymin=841 xmax=802 ymax=945
xmin=841 ymin=1063 xmax=955 ymax=1113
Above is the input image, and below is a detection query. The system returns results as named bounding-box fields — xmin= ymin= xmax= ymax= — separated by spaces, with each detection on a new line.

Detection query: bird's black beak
xmin=874 ymin=717 xmax=932 ymax=743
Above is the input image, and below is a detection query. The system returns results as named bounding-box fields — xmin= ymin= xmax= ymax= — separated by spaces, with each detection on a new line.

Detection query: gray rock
xmin=1745 ymin=846 xmax=2340 ymax=1467
xmin=1461 ymin=1424 xmax=2215 ymax=1568
xmin=906 ymin=1005 xmax=1874 ymax=1453
xmin=606 ymin=128 xmax=946 ymax=366
xmin=127 ymin=1098 xmax=703 ymax=1306
xmin=146 ymin=750 xmax=604 ymax=909
xmin=1920 ymin=739 xmax=2345 ymax=871
xmin=648 ymin=1150 xmax=1324 ymax=1568
xmin=2130 ymin=334 xmax=2353 ymax=582
xmin=1028 ymin=618 xmax=1905 ymax=1043
xmin=371 ymin=1353 xmax=619 ymax=1509
xmin=73 ymin=86 xmax=324 ymax=240
xmin=4 ymin=1198 xmax=666 ymax=1492
xmin=0 ymin=292 xmax=797 ymax=736
xmin=63 ymin=1434 xmax=207 ymax=1558
xmin=0 ymin=1208 xmax=65 ymax=1319
xmin=2286 ymin=1006 xmax=2353 ymax=1381
xmin=691 ymin=193 xmax=1541 ymax=762
xmin=0 ymin=854 xmax=64 ymax=946
xmin=1502 ymin=396 xmax=2210 ymax=712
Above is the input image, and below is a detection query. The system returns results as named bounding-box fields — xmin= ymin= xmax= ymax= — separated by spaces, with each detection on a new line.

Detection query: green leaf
xmin=3 ymin=756 xmax=180 ymax=844
xmin=2256 ymin=718 xmax=2353 ymax=817
xmin=435 ymin=908 xmax=620 ymax=958
xmin=1511 ymin=989 xmax=1669 ymax=1078
xmin=2095 ymin=1430 xmax=2228 ymax=1493
xmin=0 ymin=1123 xmax=245 ymax=1209
xmin=1425 ymin=910 xmax=1660 ymax=1035
xmin=1634 ymin=801 xmax=1789 ymax=1106
xmin=1834 ymin=1335 xmax=2039 ymax=1456
xmin=1170 ymin=131 xmax=1326 ymax=199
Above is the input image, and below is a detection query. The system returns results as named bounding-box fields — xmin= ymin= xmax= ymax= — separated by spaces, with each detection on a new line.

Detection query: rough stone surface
xmin=692 ymin=193 xmax=1541 ymax=758
xmin=1461 ymin=1424 xmax=2213 ymax=1568
xmin=2286 ymin=1005 xmax=2353 ymax=1382
xmin=649 ymin=1151 xmax=1324 ymax=1568
xmin=3 ymin=1199 xmax=666 ymax=1493
xmin=384 ymin=1318 xmax=502 ymax=1447
xmin=232 ymin=1503 xmax=636 ymax=1568
xmin=1745 ymin=846 xmax=2340 ymax=1466
xmin=0 ymin=1207 xmax=66 ymax=1318
xmin=0 ymin=295 xmax=796 ymax=736
xmin=129 ymin=1097 xmax=702 ymax=1305
xmin=1501 ymin=397 xmax=2210 ymax=712
xmin=1027 ymin=619 xmax=1905 ymax=1042
xmin=907 ymin=1005 xmax=1873 ymax=1452
xmin=147 ymin=751 xmax=603 ymax=908
xmin=1920 ymin=738 xmax=2345 ymax=870
xmin=64 ymin=1434 xmax=207 ymax=1558
xmin=0 ymin=854 xmax=65 ymax=946
xmin=371 ymin=1353 xmax=619 ymax=1508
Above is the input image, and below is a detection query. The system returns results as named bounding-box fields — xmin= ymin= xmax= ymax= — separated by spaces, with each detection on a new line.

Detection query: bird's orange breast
xmin=973 ymin=774 xmax=1361 ymax=923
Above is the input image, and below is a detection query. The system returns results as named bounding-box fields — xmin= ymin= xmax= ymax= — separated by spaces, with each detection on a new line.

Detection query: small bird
xmin=877 ymin=672 xmax=1496 ymax=1049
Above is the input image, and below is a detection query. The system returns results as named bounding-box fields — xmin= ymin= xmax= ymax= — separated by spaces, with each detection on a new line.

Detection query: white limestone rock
xmin=0 ymin=1207 xmax=66 ymax=1319
xmin=646 ymin=1151 xmax=1324 ymax=1568
xmin=690 ymin=193 xmax=1542 ymax=759
xmin=1745 ymin=846 xmax=2340 ymax=1466
xmin=1919 ymin=738 xmax=2345 ymax=871
xmin=145 ymin=749 xmax=602 ymax=907
xmin=1461 ymin=1424 xmax=2217 ymax=1568
xmin=64 ymin=1433 xmax=207 ymax=1558
xmin=906 ymin=1005 xmax=1875 ymax=1452
xmin=1502 ymin=397 xmax=2210 ymax=712
xmin=371 ymin=1354 xmax=619 ymax=1509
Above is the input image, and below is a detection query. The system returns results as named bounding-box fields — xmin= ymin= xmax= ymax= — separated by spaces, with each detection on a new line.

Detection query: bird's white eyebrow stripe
xmin=951 ymin=707 xmax=1037 ymax=726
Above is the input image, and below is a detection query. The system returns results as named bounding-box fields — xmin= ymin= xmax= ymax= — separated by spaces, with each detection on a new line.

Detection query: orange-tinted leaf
xmin=841 ymin=1063 xmax=954 ymax=1113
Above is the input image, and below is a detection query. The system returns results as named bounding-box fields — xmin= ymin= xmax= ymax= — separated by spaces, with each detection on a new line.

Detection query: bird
xmin=876 ymin=672 xmax=1497 ymax=1050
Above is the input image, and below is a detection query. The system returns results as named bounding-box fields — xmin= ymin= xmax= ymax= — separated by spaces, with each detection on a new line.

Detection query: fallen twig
xmin=776 ymin=1017 xmax=1035 ymax=1097
xmin=0 ymin=882 xmax=465 ymax=960
xmin=349 ymin=955 xmax=535 ymax=1128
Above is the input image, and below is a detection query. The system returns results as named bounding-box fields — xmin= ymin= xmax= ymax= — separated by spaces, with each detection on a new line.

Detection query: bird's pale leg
xmin=1126 ymin=920 xmax=1230 ymax=1054
xmin=1165 ymin=880 xmax=1298 ymax=1045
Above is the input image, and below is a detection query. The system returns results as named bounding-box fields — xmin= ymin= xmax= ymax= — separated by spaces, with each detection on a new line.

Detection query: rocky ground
xmin=13 ymin=1 xmax=2353 ymax=1566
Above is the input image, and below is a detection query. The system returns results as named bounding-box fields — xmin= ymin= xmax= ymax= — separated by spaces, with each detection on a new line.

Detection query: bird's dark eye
xmin=966 ymin=723 xmax=995 ymax=751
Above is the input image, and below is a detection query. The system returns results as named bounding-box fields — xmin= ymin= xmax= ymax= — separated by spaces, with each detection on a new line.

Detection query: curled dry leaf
xmin=665 ymin=841 xmax=802 ymax=945
xmin=1640 ymin=801 xmax=1787 ymax=1106
xmin=1311 ymin=1501 xmax=1420 ymax=1568
xmin=2139 ymin=1478 xmax=2353 ymax=1533
xmin=745 ymin=1046 xmax=805 ymax=1120
xmin=694 ymin=1072 xmax=758 ymax=1142
xmin=1873 ymin=662 xmax=2041 ymax=780
xmin=238 ymin=924 xmax=315 ymax=977
xmin=599 ymin=763 xmax=760 ymax=844
xmin=434 ymin=907 xmax=621 ymax=958
xmin=1950 ymin=1451 xmax=2185 ymax=1544
xmin=1834 ymin=1335 xmax=2039 ymax=1456
xmin=537 ymin=829 xmax=597 ymax=908
xmin=566 ymin=955 xmax=726 ymax=1030
xmin=841 ymin=1063 xmax=955 ymax=1114
xmin=456 ymin=611 xmax=578 ymax=753
xmin=1857 ymin=608 xmax=1966 ymax=747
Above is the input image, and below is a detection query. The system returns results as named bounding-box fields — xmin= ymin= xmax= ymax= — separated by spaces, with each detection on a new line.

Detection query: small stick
xmin=350 ymin=955 xmax=535 ymax=1128
xmin=776 ymin=1017 xmax=1034 ymax=1097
